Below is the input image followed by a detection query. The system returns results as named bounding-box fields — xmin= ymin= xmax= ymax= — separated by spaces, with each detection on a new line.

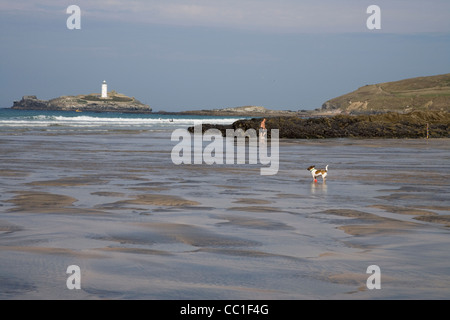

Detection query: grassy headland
xmin=320 ymin=73 xmax=450 ymax=114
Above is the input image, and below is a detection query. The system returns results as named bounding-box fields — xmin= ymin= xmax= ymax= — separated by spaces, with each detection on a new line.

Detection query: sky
xmin=1 ymin=0 xmax=449 ymax=111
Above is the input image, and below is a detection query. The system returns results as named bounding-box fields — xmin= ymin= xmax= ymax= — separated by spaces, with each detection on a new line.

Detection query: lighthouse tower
xmin=101 ymin=80 xmax=108 ymax=98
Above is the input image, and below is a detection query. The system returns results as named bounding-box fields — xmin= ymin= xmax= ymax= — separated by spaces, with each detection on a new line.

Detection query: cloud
xmin=85 ymin=0 xmax=367 ymax=32
xmin=1 ymin=0 xmax=450 ymax=33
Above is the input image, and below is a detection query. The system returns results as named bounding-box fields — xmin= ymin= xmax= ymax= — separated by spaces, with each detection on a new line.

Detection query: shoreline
xmin=2 ymin=107 xmax=449 ymax=139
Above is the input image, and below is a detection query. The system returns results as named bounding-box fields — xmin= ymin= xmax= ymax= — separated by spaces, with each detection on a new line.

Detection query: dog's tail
xmin=325 ymin=165 xmax=328 ymax=171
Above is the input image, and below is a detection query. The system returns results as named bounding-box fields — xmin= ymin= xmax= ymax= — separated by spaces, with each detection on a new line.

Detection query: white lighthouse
xmin=101 ymin=80 xmax=108 ymax=98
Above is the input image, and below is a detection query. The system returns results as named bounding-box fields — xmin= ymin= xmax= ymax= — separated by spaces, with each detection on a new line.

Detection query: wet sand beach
xmin=0 ymin=128 xmax=449 ymax=299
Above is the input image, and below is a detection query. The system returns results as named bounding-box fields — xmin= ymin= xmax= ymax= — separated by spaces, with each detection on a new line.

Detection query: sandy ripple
xmin=227 ymin=206 xmax=283 ymax=213
xmin=232 ymin=198 xmax=273 ymax=205
xmin=6 ymin=191 xmax=77 ymax=212
xmin=0 ymin=245 xmax=104 ymax=258
xmin=369 ymin=204 xmax=437 ymax=216
xmin=319 ymin=209 xmax=421 ymax=236
xmin=370 ymin=205 xmax=450 ymax=227
xmin=0 ymin=220 xmax=23 ymax=233
xmin=323 ymin=272 xmax=398 ymax=293
xmin=414 ymin=215 xmax=450 ymax=227
xmin=196 ymin=247 xmax=304 ymax=261
xmin=102 ymin=194 xmax=200 ymax=208
xmin=96 ymin=247 xmax=173 ymax=256
xmin=27 ymin=177 xmax=108 ymax=187
xmin=5 ymin=191 xmax=106 ymax=215
xmin=217 ymin=215 xmax=294 ymax=230
xmin=134 ymin=222 xmax=259 ymax=248
xmin=91 ymin=192 xmax=126 ymax=197
xmin=0 ymin=170 xmax=29 ymax=177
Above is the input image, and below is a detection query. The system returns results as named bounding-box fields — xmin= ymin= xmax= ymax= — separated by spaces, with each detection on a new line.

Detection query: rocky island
xmin=12 ymin=90 xmax=151 ymax=113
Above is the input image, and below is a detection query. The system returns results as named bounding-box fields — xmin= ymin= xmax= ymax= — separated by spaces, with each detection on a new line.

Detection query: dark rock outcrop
xmin=12 ymin=96 xmax=49 ymax=110
xmin=191 ymin=111 xmax=450 ymax=139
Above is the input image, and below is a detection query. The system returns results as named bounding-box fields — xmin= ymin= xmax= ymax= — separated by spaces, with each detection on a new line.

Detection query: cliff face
xmin=321 ymin=73 xmax=450 ymax=114
xmin=12 ymin=92 xmax=152 ymax=113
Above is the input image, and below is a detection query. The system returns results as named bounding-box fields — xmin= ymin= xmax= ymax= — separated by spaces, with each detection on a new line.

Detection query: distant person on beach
xmin=260 ymin=118 xmax=266 ymax=130
xmin=259 ymin=118 xmax=267 ymax=139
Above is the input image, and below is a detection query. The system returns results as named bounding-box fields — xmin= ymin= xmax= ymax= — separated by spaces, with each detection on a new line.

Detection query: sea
xmin=0 ymin=107 xmax=449 ymax=301
xmin=0 ymin=108 xmax=243 ymax=132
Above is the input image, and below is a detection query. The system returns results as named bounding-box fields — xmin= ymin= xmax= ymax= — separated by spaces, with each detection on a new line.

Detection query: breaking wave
xmin=0 ymin=110 xmax=244 ymax=129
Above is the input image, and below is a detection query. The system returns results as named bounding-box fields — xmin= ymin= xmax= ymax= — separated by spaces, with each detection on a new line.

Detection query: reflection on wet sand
xmin=310 ymin=181 xmax=327 ymax=194
xmin=0 ymin=133 xmax=449 ymax=299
